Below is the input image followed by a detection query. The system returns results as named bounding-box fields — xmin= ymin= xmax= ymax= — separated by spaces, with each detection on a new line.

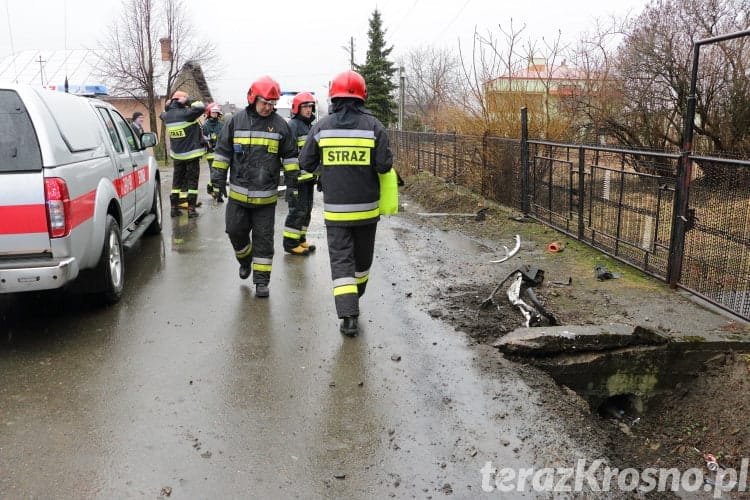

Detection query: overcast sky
xmin=2 ymin=0 xmax=651 ymax=104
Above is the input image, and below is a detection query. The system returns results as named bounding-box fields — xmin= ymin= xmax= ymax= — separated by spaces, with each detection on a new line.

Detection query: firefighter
xmin=298 ymin=70 xmax=394 ymax=336
xmin=282 ymin=91 xmax=318 ymax=255
xmin=202 ymin=103 xmax=226 ymax=202
xmin=211 ymin=76 xmax=297 ymax=298
xmin=161 ymin=90 xmax=206 ymax=218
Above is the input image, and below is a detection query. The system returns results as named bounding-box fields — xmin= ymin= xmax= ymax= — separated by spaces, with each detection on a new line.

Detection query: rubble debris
xmin=489 ymin=235 xmax=521 ymax=263
xmin=546 ymin=241 xmax=565 ymax=253
xmin=417 ymin=207 xmax=489 ymax=221
xmin=550 ymin=277 xmax=572 ymax=286
xmin=595 ymin=265 xmax=621 ymax=280
xmin=494 ymin=324 xmax=670 ymax=356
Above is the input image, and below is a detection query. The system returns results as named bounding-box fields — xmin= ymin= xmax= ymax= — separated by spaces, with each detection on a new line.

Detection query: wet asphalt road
xmin=0 ymin=169 xmax=601 ymax=499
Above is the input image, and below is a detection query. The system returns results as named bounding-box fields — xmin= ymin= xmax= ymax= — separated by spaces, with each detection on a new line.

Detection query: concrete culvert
xmin=597 ymin=393 xmax=643 ymax=419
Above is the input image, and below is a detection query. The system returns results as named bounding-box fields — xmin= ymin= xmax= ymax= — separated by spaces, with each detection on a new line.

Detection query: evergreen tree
xmin=355 ymin=9 xmax=397 ymax=126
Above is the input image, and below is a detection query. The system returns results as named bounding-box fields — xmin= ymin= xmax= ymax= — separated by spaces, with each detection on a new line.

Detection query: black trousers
xmin=326 ymin=223 xmax=378 ymax=318
xmin=226 ymin=202 xmax=276 ymax=285
xmin=171 ymin=158 xmax=200 ymax=208
xmin=283 ymin=180 xmax=314 ymax=250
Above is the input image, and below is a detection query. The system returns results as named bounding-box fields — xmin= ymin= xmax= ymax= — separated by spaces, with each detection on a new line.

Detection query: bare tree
xmin=599 ymin=0 xmax=750 ymax=159
xmin=457 ymin=19 xmax=581 ymax=139
xmin=400 ymin=46 xmax=462 ymax=131
xmin=457 ymin=20 xmax=528 ymax=134
xmin=97 ymin=0 xmax=217 ymax=155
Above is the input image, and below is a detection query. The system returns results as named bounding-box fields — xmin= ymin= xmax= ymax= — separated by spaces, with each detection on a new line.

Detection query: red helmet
xmin=291 ymin=92 xmax=316 ymax=114
xmin=171 ymin=90 xmax=188 ymax=101
xmin=329 ymin=70 xmax=366 ymax=100
xmin=247 ymin=76 xmax=281 ymax=104
xmin=205 ymin=102 xmax=222 ymax=116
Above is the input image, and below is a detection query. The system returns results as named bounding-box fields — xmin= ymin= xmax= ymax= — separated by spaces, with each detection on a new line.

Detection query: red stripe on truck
xmin=0 ymin=204 xmax=48 ymax=234
xmin=113 ymin=165 xmax=149 ymax=197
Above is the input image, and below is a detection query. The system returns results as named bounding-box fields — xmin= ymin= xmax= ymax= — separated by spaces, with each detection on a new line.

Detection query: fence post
xmin=669 ymin=42 xmax=701 ymax=287
xmin=521 ymin=107 xmax=530 ymax=215
xmin=577 ymin=146 xmax=585 ymax=239
xmin=433 ymin=134 xmax=438 ymax=176
xmin=452 ymin=132 xmax=458 ymax=184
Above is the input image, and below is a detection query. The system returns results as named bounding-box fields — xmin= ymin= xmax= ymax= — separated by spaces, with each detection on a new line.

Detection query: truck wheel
xmin=146 ymin=179 xmax=163 ymax=235
xmin=98 ymin=215 xmax=124 ymax=304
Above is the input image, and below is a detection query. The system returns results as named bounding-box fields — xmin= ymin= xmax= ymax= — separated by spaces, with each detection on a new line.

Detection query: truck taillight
xmin=45 ymin=178 xmax=71 ymax=238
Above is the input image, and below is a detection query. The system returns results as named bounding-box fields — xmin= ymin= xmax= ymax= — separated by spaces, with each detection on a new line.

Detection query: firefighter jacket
xmin=298 ymin=99 xmax=393 ymax=227
xmin=160 ymin=99 xmax=206 ymax=161
xmin=211 ymin=105 xmax=296 ymax=207
xmin=285 ymin=114 xmax=315 ymax=185
xmin=202 ymin=117 xmax=224 ymax=160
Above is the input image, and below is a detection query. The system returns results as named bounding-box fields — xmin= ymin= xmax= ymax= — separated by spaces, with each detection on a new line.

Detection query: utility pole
xmin=37 ymin=55 xmax=46 ymax=87
xmin=399 ymin=66 xmax=405 ymax=130
xmin=342 ymin=37 xmax=355 ymax=70
xmin=350 ymin=37 xmax=355 ymax=69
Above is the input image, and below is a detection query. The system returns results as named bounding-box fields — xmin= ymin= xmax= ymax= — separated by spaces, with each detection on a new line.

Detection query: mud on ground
xmin=398 ymin=172 xmax=750 ymax=494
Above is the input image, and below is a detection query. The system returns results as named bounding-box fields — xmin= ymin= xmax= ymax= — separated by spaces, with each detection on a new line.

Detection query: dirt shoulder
xmin=397 ymin=172 xmax=750 ymax=492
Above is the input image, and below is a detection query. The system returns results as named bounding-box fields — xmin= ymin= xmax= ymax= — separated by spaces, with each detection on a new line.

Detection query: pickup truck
xmin=0 ymin=82 xmax=162 ymax=304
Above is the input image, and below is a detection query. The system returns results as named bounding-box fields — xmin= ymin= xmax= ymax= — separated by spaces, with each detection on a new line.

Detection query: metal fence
xmin=388 ymin=129 xmax=750 ymax=321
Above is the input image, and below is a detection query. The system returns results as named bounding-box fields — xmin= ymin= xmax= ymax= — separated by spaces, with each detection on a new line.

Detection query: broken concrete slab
xmin=493 ymin=324 xmax=669 ymax=356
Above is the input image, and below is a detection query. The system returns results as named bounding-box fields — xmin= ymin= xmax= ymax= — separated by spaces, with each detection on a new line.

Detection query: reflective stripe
xmin=333 ymin=277 xmax=358 ymax=297
xmin=284 ymin=227 xmax=302 ymax=239
xmin=253 ymin=257 xmax=272 ymax=272
xmin=230 ymin=184 xmax=278 ymax=198
xmin=319 ymin=137 xmax=375 ymax=148
xmin=170 ymin=147 xmax=205 ymax=160
xmin=215 ymin=153 xmax=231 ymax=163
xmin=235 ymin=130 xmax=282 ymax=140
xmin=188 ymin=189 xmax=199 ymax=195
xmin=355 ymin=269 xmax=370 ymax=285
xmin=233 ymin=130 xmax=281 ymax=153
xmin=283 ymin=157 xmax=300 ymax=172
xmin=296 ymin=137 xmax=307 ymax=148
xmin=234 ymin=137 xmax=280 ymax=147
xmin=324 ymin=208 xmax=380 ymax=222
xmin=228 ymin=187 xmax=278 ymax=205
xmin=325 ymin=201 xmax=379 ymax=212
xmin=318 ymin=129 xmax=376 ymax=140
xmin=334 ymin=284 xmax=358 ymax=296
xmin=298 ymin=171 xmax=314 ymax=181
xmin=214 ymin=160 xmax=229 ymax=170
xmin=324 ymin=201 xmax=379 ymax=222
xmin=236 ymin=244 xmax=252 ymax=259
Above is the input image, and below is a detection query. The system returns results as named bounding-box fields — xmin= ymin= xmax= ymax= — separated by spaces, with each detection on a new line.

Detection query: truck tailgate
xmin=0 ymin=172 xmax=51 ymax=255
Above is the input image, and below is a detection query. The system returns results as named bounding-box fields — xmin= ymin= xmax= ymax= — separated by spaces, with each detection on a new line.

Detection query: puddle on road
xmin=390 ymin=225 xmax=493 ymax=255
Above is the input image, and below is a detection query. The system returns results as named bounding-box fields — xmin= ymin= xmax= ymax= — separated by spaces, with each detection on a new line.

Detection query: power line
xmin=4 ymin=0 xmax=19 ymax=82
xmin=390 ymin=0 xmax=420 ymax=38
xmin=435 ymin=0 xmax=472 ymax=41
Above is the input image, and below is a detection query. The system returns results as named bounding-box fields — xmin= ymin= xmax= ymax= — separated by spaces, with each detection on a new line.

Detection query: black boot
xmin=239 ymin=264 xmax=251 ymax=280
xmin=170 ymin=207 xmax=182 ymax=217
xmin=339 ymin=316 xmax=359 ymax=336
xmin=255 ymin=283 xmax=269 ymax=298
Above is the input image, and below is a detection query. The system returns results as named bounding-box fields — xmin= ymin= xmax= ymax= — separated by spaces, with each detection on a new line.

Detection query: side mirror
xmin=140 ymin=132 xmax=158 ymax=148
